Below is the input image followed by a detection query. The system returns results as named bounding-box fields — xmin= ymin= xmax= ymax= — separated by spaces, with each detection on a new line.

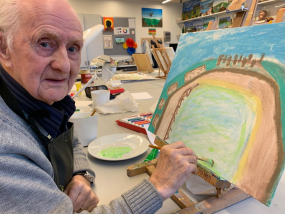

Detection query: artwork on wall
xmin=212 ymin=0 xmax=228 ymax=13
xmin=142 ymin=8 xmax=163 ymax=27
xmin=148 ymin=23 xmax=285 ymax=207
xmin=103 ymin=17 xmax=114 ymax=31
xmin=148 ymin=28 xmax=156 ymax=35
xmin=114 ymin=27 xmax=130 ymax=35
xmin=218 ymin=16 xmax=231 ymax=28
xmin=103 ymin=35 xmax=113 ymax=49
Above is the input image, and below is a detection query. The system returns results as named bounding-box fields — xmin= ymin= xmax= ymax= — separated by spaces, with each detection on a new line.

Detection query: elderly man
xmin=0 ymin=0 xmax=197 ymax=213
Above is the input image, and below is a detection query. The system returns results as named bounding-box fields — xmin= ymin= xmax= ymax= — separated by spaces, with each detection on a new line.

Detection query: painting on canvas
xmin=142 ymin=8 xmax=162 ymax=27
xmin=218 ymin=16 xmax=231 ymax=28
xmin=200 ymin=0 xmax=214 ymax=16
xmin=203 ymin=17 xmax=215 ymax=29
xmin=212 ymin=0 xmax=228 ymax=13
xmin=149 ymin=23 xmax=285 ymax=206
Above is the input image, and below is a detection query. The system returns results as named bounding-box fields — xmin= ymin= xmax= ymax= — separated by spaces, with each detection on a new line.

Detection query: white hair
xmin=0 ymin=0 xmax=21 ymax=51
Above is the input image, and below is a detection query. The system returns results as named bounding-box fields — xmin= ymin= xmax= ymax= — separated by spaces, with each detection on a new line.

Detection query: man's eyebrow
xmin=34 ymin=30 xmax=84 ymax=44
xmin=35 ymin=30 xmax=60 ymax=40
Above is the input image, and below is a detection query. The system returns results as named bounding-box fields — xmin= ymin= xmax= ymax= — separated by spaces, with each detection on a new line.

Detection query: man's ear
xmin=0 ymin=31 xmax=12 ymax=68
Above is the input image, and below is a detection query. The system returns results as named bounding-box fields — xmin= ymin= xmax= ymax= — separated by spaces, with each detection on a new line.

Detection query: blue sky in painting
xmin=166 ymin=23 xmax=285 ymax=85
xmin=142 ymin=8 xmax=162 ymax=19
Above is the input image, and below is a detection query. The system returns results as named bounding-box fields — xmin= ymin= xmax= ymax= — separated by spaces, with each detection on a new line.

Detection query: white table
xmin=74 ymin=77 xmax=285 ymax=214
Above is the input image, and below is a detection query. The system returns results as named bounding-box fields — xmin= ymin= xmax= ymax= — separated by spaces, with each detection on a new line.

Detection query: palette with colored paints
xmin=88 ymin=133 xmax=149 ymax=161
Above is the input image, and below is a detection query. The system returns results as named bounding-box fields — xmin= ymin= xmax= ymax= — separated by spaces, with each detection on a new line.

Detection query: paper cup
xmin=91 ymin=90 xmax=110 ymax=107
xmin=69 ymin=112 xmax=98 ymax=147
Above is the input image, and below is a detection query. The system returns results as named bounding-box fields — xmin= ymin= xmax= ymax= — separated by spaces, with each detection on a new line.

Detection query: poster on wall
xmin=114 ymin=27 xmax=130 ymax=35
xmin=103 ymin=17 xmax=114 ymax=31
xmin=148 ymin=28 xmax=156 ymax=35
xmin=103 ymin=35 xmax=113 ymax=49
xmin=142 ymin=8 xmax=163 ymax=27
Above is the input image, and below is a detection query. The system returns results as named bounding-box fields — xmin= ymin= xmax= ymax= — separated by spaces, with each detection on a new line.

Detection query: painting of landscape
xmin=203 ymin=17 xmax=215 ymax=29
xmin=142 ymin=8 xmax=162 ymax=27
xmin=149 ymin=23 xmax=285 ymax=206
xmin=182 ymin=0 xmax=201 ymax=20
xmin=218 ymin=16 xmax=231 ymax=28
xmin=193 ymin=20 xmax=203 ymax=31
xmin=213 ymin=0 xmax=228 ymax=13
xmin=200 ymin=0 xmax=214 ymax=15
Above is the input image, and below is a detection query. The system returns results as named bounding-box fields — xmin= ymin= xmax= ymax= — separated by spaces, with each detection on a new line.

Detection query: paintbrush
xmin=91 ymin=109 xmax=97 ymax=116
xmin=148 ymin=145 xmax=215 ymax=167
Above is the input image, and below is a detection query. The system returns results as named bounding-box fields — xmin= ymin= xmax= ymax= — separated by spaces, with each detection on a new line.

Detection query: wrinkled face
xmin=5 ymin=0 xmax=83 ymax=104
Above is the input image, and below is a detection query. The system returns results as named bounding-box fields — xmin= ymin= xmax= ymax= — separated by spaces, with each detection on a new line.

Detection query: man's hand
xmin=149 ymin=141 xmax=197 ymax=201
xmin=64 ymin=175 xmax=99 ymax=213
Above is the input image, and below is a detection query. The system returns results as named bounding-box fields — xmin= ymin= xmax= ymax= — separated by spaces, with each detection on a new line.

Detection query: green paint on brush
xmin=98 ymin=147 xmax=132 ymax=158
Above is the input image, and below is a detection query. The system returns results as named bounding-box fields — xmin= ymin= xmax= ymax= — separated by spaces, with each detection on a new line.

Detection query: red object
xmin=126 ymin=38 xmax=134 ymax=47
xmin=109 ymin=87 xmax=125 ymax=94
xmin=133 ymin=42 xmax=138 ymax=49
xmin=70 ymin=93 xmax=75 ymax=97
xmin=116 ymin=113 xmax=153 ymax=135
xmin=81 ymin=73 xmax=92 ymax=84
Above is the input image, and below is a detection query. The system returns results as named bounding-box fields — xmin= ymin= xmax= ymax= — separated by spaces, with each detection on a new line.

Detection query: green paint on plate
xmin=98 ymin=147 xmax=132 ymax=158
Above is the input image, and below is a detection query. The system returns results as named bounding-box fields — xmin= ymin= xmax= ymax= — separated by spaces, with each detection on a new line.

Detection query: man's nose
xmin=51 ymin=46 xmax=71 ymax=73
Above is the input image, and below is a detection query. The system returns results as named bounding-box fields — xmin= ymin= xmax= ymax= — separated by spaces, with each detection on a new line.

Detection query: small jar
xmin=81 ymin=70 xmax=92 ymax=84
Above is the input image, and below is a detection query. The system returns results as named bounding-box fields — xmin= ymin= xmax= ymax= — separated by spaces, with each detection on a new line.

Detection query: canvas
xmin=203 ymin=17 xmax=215 ymax=29
xmin=200 ymin=0 xmax=214 ymax=16
xmin=142 ymin=8 xmax=162 ymax=27
xmin=213 ymin=0 xmax=228 ymax=13
xmin=149 ymin=23 xmax=285 ymax=206
xmin=218 ymin=16 xmax=231 ymax=28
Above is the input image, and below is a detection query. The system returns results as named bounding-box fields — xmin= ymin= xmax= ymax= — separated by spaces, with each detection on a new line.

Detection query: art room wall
xmin=68 ymin=0 xmax=182 ymax=60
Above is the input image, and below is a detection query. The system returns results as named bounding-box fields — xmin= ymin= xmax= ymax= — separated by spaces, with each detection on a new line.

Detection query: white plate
xmin=88 ymin=133 xmax=149 ymax=161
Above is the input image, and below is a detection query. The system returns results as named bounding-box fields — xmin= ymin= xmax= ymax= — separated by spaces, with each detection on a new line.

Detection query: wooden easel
xmin=150 ymin=34 xmax=172 ymax=79
xmin=127 ymin=137 xmax=250 ymax=214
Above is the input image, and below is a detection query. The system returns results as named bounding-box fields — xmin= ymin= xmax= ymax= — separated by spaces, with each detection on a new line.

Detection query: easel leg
xmin=173 ymin=188 xmax=250 ymax=214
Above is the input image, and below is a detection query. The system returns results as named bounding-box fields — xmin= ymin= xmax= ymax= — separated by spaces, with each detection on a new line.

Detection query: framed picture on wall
xmin=103 ymin=35 xmax=113 ymax=49
xmin=142 ymin=8 xmax=163 ymax=27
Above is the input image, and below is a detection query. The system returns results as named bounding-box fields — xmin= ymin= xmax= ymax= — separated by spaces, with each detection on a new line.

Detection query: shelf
xmin=177 ymin=0 xmax=284 ymax=24
xmin=177 ymin=11 xmax=227 ymax=24
xmin=258 ymin=0 xmax=284 ymax=6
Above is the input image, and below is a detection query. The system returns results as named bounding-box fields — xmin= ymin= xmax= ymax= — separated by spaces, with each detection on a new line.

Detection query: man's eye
xmin=68 ymin=46 xmax=78 ymax=53
xmin=40 ymin=42 xmax=51 ymax=48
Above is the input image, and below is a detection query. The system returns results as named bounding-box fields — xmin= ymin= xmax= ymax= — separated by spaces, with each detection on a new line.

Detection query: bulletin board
xmin=102 ymin=17 xmax=136 ymax=55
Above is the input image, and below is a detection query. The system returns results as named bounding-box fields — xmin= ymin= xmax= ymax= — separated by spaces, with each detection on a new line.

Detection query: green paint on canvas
xmin=98 ymin=147 xmax=132 ymax=158
xmin=169 ymin=84 xmax=256 ymax=178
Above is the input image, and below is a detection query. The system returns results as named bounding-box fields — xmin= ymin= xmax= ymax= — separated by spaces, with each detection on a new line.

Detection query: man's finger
xmin=73 ymin=192 xmax=87 ymax=212
xmin=68 ymin=186 xmax=82 ymax=204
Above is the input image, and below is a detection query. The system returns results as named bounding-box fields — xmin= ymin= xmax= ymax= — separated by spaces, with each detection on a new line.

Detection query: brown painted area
xmin=155 ymin=68 xmax=284 ymax=204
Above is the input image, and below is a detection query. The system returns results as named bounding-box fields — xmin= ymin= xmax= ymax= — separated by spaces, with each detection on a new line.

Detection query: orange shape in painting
xmin=133 ymin=42 xmax=138 ymax=49
xmin=103 ymin=17 xmax=114 ymax=31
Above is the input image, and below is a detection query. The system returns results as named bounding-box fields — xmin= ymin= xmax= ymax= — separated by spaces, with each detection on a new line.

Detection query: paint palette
xmin=88 ymin=133 xmax=149 ymax=161
xmin=116 ymin=113 xmax=153 ymax=134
